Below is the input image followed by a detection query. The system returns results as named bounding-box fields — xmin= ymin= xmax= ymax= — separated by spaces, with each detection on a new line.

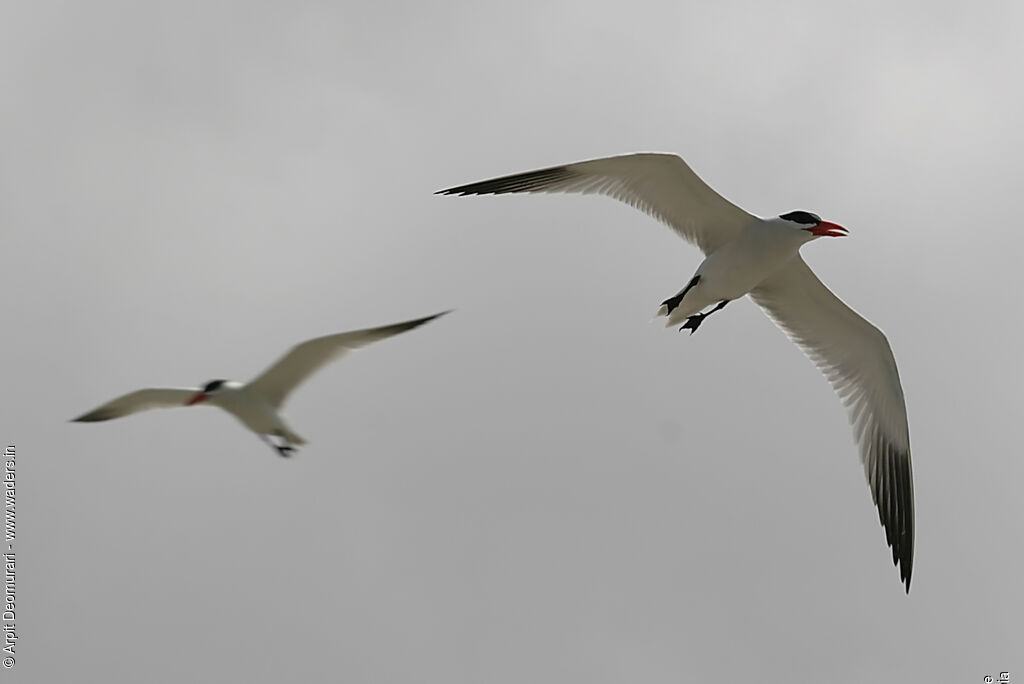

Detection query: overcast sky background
xmin=3 ymin=0 xmax=1023 ymax=681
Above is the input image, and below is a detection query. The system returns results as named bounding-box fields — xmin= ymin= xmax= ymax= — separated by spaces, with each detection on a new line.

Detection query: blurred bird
xmin=73 ymin=311 xmax=451 ymax=457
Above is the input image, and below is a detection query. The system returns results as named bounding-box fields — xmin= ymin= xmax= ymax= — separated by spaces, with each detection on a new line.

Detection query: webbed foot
xmin=679 ymin=313 xmax=706 ymax=335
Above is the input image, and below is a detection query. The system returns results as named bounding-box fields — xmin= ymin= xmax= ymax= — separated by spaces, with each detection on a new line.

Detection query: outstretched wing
xmin=247 ymin=311 xmax=450 ymax=409
xmin=750 ymin=256 xmax=914 ymax=592
xmin=72 ymin=388 xmax=199 ymax=422
xmin=438 ymin=153 xmax=755 ymax=255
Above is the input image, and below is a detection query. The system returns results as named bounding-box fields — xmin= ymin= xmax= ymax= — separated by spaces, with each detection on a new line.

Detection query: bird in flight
xmin=439 ymin=153 xmax=914 ymax=592
xmin=73 ymin=311 xmax=451 ymax=457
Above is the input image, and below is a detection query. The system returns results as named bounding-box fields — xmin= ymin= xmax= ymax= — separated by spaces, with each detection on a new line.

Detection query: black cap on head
xmin=779 ymin=210 xmax=822 ymax=225
xmin=201 ymin=379 xmax=227 ymax=393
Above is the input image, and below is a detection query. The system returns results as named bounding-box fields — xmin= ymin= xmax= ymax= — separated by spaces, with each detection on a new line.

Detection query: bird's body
xmin=660 ymin=217 xmax=815 ymax=325
xmin=194 ymin=381 xmax=308 ymax=445
xmin=73 ymin=312 xmax=450 ymax=456
xmin=439 ymin=153 xmax=914 ymax=592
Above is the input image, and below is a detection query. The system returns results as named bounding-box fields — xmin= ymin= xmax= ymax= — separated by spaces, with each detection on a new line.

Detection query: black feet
xmin=677 ymin=299 xmax=730 ymax=336
xmin=661 ymin=293 xmax=685 ymax=315
xmin=679 ymin=313 xmax=706 ymax=335
xmin=260 ymin=433 xmax=297 ymax=458
xmin=662 ymin=275 xmax=701 ymax=315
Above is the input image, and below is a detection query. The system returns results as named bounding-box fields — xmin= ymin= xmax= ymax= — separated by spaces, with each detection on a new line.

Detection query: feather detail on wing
xmin=750 ymin=256 xmax=914 ymax=592
xmin=438 ymin=153 xmax=755 ymax=254
xmin=72 ymin=388 xmax=200 ymax=422
xmin=247 ymin=311 xmax=450 ymax=409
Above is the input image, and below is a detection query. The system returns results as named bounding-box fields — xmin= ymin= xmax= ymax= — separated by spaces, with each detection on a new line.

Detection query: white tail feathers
xmin=654 ymin=302 xmax=691 ymax=327
xmin=280 ymin=428 xmax=307 ymax=445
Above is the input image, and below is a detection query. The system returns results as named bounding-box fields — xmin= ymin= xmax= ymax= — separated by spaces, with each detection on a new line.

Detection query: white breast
xmin=208 ymin=386 xmax=287 ymax=435
xmin=695 ymin=220 xmax=808 ymax=301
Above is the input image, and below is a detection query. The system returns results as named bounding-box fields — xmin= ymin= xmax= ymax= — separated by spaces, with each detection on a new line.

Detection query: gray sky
xmin=3 ymin=0 xmax=1022 ymax=681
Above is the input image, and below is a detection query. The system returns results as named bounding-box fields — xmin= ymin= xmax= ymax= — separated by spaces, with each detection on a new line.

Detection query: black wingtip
xmin=869 ymin=442 xmax=914 ymax=594
xmin=70 ymin=412 xmax=109 ymax=423
xmin=436 ymin=166 xmax=577 ymax=197
xmin=401 ymin=310 xmax=454 ymax=331
xmin=436 ymin=184 xmax=475 ymax=196
xmin=900 ymin=548 xmax=913 ymax=594
xmin=422 ymin=309 xmax=454 ymax=323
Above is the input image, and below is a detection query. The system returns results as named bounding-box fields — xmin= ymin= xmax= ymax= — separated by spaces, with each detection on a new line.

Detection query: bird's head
xmin=780 ymin=210 xmax=848 ymax=239
xmin=186 ymin=379 xmax=229 ymax=406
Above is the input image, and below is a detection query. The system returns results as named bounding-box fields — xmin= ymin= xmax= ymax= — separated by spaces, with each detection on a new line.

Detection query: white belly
xmin=664 ymin=223 xmax=805 ymax=325
xmin=212 ymin=389 xmax=298 ymax=438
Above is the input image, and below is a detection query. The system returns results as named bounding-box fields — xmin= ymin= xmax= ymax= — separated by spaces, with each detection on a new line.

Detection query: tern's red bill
xmin=805 ymin=221 xmax=848 ymax=237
